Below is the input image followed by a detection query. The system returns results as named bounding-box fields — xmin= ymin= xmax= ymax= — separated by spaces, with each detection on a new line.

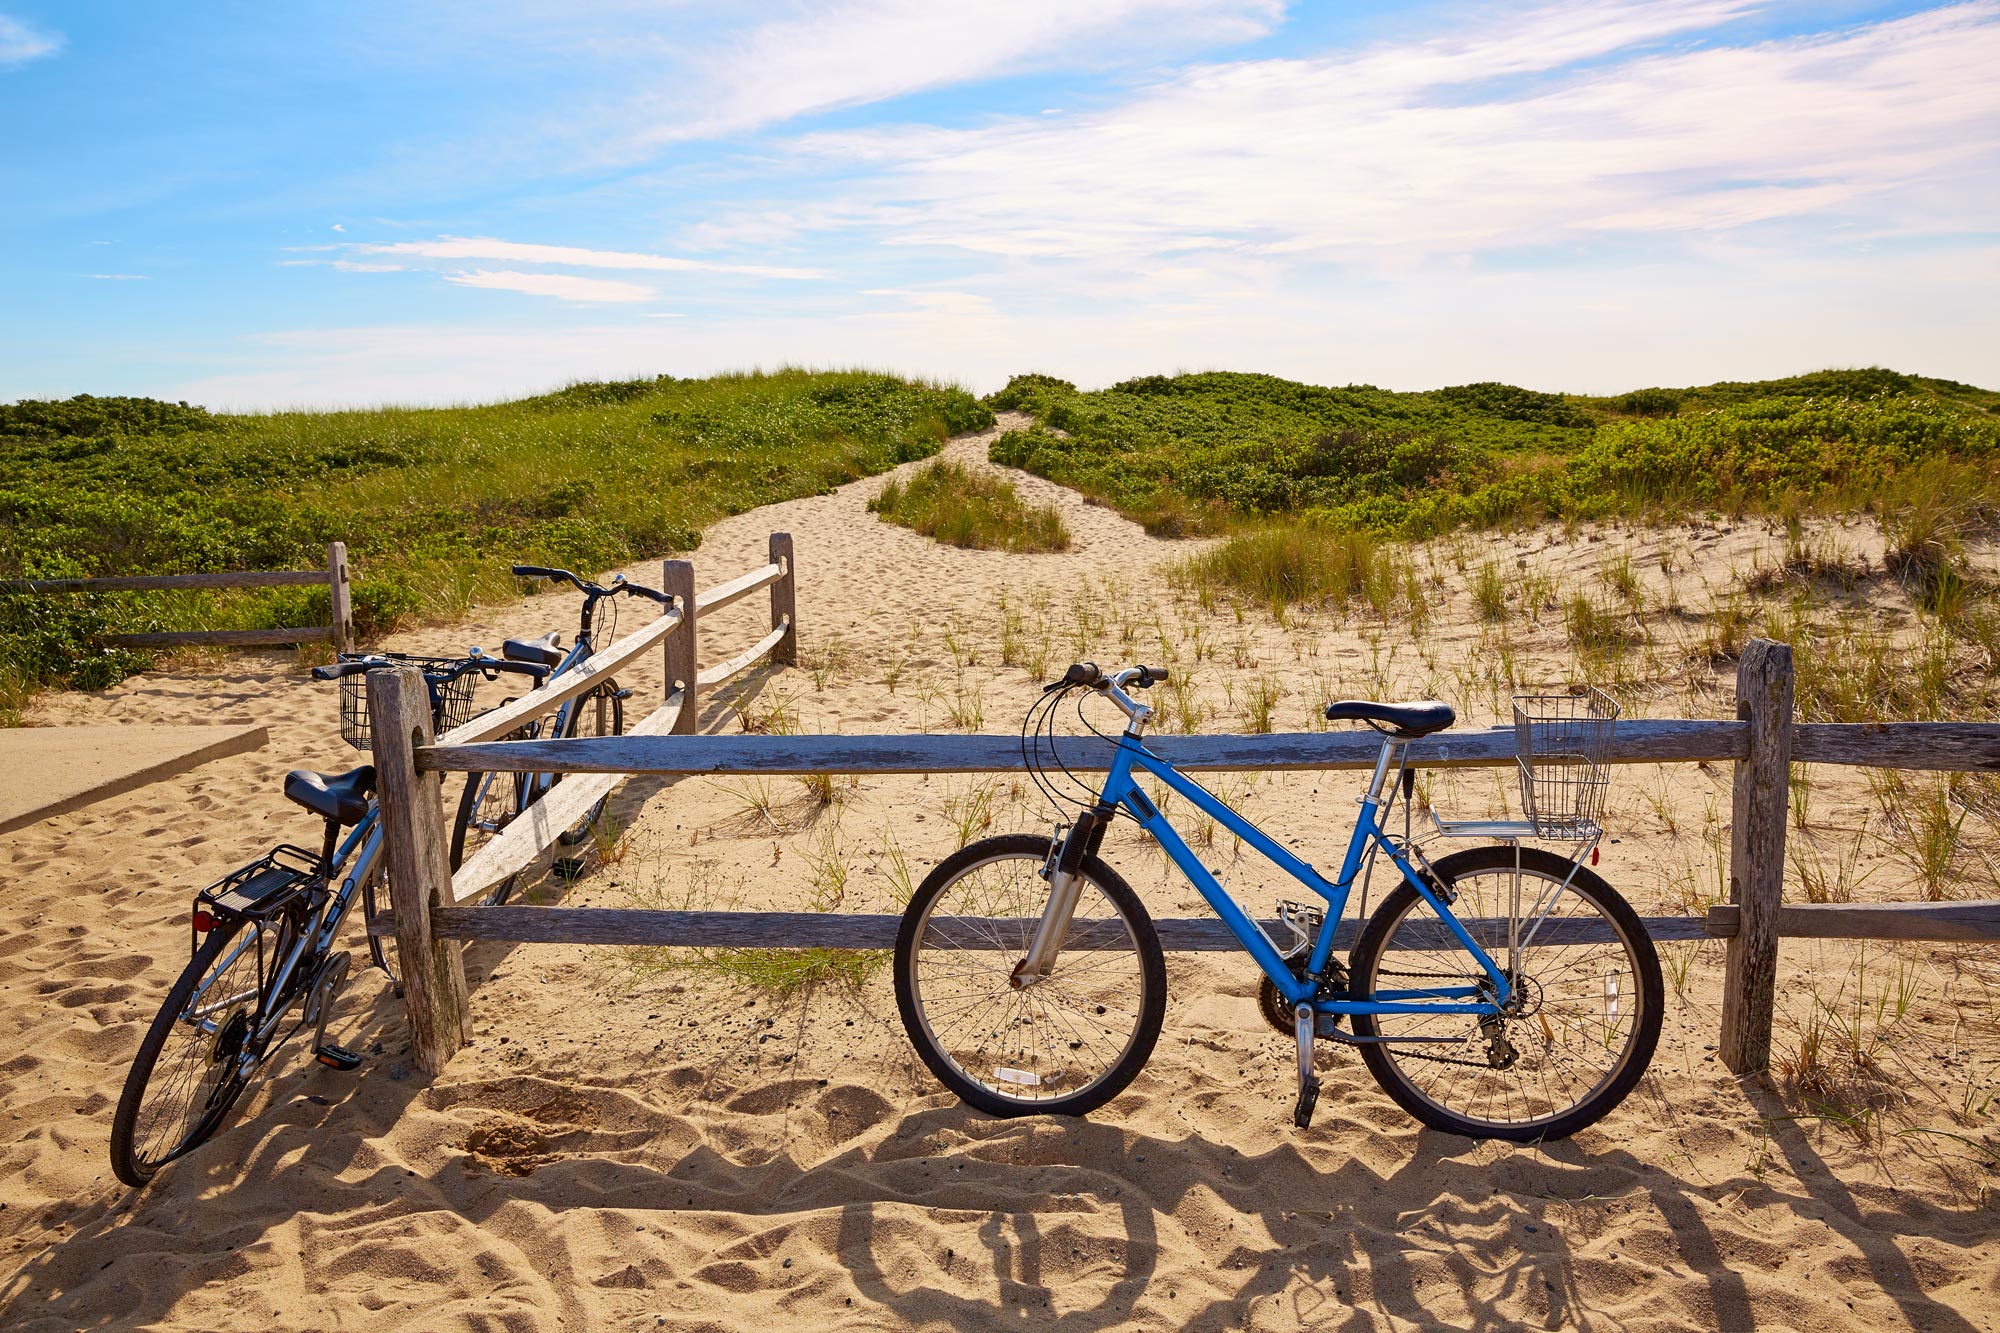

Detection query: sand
xmin=0 ymin=724 xmax=268 ymax=837
xmin=3 ymin=414 xmax=1997 ymax=1330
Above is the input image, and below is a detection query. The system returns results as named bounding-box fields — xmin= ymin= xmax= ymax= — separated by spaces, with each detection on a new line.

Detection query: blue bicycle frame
xmin=1092 ymin=730 xmax=1512 ymax=1019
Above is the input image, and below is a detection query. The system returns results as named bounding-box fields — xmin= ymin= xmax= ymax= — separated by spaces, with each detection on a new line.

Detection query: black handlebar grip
xmin=1063 ymin=661 xmax=1101 ymax=687
xmin=310 ymin=660 xmax=374 ymax=681
xmin=1136 ymin=665 xmax=1170 ymax=687
xmin=511 ymin=564 xmax=561 ymax=579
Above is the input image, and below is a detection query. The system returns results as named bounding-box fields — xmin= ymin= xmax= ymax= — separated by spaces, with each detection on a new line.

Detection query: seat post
xmin=319 ymin=818 xmax=340 ymax=866
xmin=1364 ymin=737 xmax=1403 ymax=802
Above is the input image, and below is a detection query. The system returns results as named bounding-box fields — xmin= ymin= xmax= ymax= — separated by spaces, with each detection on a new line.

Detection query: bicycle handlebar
xmin=311 ymin=653 xmax=549 ymax=684
xmin=1046 ymin=661 xmax=1169 ymax=693
xmin=512 ymin=564 xmax=671 ymax=606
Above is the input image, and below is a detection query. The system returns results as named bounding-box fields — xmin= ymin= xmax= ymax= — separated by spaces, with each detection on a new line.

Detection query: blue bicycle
xmin=894 ymin=663 xmax=1663 ymax=1141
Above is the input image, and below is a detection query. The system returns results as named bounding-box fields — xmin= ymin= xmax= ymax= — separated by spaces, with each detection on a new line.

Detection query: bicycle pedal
xmin=1293 ymin=1076 xmax=1321 ymax=1131
xmin=313 ymin=1043 xmax=363 ymax=1071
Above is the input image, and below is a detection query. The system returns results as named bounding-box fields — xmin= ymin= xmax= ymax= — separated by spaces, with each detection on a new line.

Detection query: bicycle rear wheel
xmin=1348 ymin=844 xmax=1662 ymax=1142
xmin=895 ymin=834 xmax=1166 ymax=1118
xmin=110 ymin=917 xmax=268 ymax=1187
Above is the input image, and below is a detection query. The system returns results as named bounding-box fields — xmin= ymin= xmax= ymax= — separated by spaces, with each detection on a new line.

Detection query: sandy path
xmin=2 ymin=415 xmax=1996 ymax=1330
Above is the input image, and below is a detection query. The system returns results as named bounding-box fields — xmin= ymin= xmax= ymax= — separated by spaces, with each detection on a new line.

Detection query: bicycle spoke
xmin=1362 ymin=865 xmax=1652 ymax=1131
xmin=909 ymin=850 xmax=1148 ymax=1106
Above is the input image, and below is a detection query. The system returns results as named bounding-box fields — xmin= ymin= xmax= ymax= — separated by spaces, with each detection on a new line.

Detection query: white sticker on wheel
xmin=994 ymin=1067 xmax=1042 ymax=1086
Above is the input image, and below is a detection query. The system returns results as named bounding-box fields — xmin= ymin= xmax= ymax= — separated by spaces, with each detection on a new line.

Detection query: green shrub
xmin=868 ymin=460 xmax=1070 ymax=553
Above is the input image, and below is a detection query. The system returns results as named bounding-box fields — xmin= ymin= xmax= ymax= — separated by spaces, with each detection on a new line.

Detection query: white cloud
xmin=0 ymin=14 xmax=61 ymax=67
xmin=788 ymin=2 xmax=2000 ymax=270
xmin=638 ymin=0 xmax=1283 ymax=143
xmin=88 ymin=273 xmax=147 ymax=281
xmin=443 ymin=270 xmax=657 ymax=303
xmin=160 ymin=242 xmax=2000 ymax=411
xmin=354 ymin=236 xmax=826 ymax=281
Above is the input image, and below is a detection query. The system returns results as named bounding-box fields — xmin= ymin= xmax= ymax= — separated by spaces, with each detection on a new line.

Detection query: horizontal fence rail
xmin=376 ymin=907 xmax=1724 ymax=949
xmin=371 ymin=903 xmax=2000 ymax=949
xmin=0 ymin=542 xmax=355 ymax=653
xmin=364 ymin=631 xmax=2000 ymax=1080
xmin=414 ymin=719 xmax=2000 ymax=780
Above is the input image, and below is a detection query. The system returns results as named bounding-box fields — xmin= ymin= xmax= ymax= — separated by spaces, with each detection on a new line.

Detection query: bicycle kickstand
xmin=306 ymin=951 xmax=364 ymax=1072
xmin=1293 ymin=1002 xmax=1320 ymax=1130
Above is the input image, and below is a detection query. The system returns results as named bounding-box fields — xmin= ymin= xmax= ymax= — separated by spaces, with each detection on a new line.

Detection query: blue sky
xmin=1 ymin=1 xmax=1995 ymax=409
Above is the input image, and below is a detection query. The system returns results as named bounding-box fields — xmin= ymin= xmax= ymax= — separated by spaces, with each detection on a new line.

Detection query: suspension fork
xmin=1013 ymin=804 xmax=1111 ymax=987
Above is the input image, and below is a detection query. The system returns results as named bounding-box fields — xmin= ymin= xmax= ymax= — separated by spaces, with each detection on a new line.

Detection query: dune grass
xmin=0 ymin=370 xmax=991 ymax=714
xmin=991 ymin=367 xmax=2000 ymax=613
xmin=867 ymin=459 xmax=1071 ymax=553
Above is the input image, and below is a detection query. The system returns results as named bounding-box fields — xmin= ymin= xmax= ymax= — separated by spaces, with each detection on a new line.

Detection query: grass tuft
xmin=867 ymin=459 xmax=1071 ymax=553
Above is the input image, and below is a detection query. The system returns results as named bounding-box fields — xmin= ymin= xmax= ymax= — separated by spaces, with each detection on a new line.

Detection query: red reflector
xmin=1591 ymin=848 xmax=1600 ymax=866
xmin=191 ymin=909 xmax=217 ymax=933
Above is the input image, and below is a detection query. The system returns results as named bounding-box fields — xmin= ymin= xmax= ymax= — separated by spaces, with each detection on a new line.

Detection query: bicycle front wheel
xmin=895 ymin=834 xmax=1166 ymax=1118
xmin=110 ymin=917 xmax=268 ymax=1187
xmin=1349 ymin=844 xmax=1662 ymax=1142
xmin=453 ymin=757 xmax=530 ymax=907
xmin=554 ymin=680 xmax=625 ymax=846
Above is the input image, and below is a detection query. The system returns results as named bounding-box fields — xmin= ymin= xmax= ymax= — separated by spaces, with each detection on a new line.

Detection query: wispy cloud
xmin=0 ymin=13 xmax=61 ymax=67
xmin=353 ymin=236 xmax=826 ymax=281
xmin=442 ymin=269 xmax=656 ymax=303
xmin=88 ymin=273 xmax=147 ymax=281
xmin=636 ymin=0 xmax=1282 ymax=143
xmin=788 ymin=2 xmax=2000 ymax=274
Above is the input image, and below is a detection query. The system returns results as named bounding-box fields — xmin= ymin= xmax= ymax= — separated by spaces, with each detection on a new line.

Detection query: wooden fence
xmin=364 ymin=633 xmax=2000 ymax=1080
xmin=0 ymin=542 xmax=355 ymax=653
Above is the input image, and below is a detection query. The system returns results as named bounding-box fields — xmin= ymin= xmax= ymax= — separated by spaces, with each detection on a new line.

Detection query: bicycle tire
xmin=452 ymin=758 xmax=530 ymax=907
xmin=895 ymin=834 xmax=1166 ymax=1118
xmin=1348 ymin=844 xmax=1663 ymax=1142
xmin=553 ymin=680 xmax=624 ymax=847
xmin=110 ymin=916 xmax=266 ymax=1187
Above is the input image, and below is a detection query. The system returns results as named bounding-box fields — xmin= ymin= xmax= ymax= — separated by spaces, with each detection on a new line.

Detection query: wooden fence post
xmin=1719 ymin=638 xmax=1794 ymax=1075
xmin=327 ymin=542 xmax=353 ymax=654
xmin=367 ymin=665 xmax=470 ymax=1074
xmin=769 ymin=532 xmax=797 ymax=667
xmin=662 ymin=559 xmax=698 ymax=733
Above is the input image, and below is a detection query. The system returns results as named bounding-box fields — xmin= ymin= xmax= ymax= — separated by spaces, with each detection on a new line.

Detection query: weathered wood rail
xmin=0 ymin=542 xmax=355 ymax=653
xmin=423 ymin=535 xmax=797 ymax=909
xmin=366 ymin=635 xmax=2000 ymax=1078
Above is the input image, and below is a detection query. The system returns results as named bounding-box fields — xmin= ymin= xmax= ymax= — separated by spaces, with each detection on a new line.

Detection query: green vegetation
xmin=0 ymin=371 xmax=990 ymax=714
xmin=986 ymin=366 xmax=1999 ymax=607
xmin=866 ymin=459 xmax=1071 ymax=553
xmin=990 ymin=367 xmax=1998 ymax=539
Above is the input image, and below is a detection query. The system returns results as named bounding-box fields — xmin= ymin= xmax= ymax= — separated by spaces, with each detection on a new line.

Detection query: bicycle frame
xmin=1084 ymin=731 xmax=1512 ymax=1019
xmin=187 ymin=813 xmax=384 ymax=1075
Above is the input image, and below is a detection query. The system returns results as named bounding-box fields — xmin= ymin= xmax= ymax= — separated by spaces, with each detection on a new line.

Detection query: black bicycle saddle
xmin=283 ymin=766 xmax=377 ymax=825
xmin=502 ymin=631 xmax=564 ymax=669
xmin=1323 ymin=699 xmax=1456 ymax=738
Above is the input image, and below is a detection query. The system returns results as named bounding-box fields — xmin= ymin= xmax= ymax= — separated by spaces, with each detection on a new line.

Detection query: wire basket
xmin=1513 ymin=687 xmax=1618 ymax=839
xmin=334 ymin=654 xmax=480 ymax=752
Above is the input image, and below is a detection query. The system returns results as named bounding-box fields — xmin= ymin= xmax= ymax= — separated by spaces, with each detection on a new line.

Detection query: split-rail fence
xmin=361 ymin=599 xmax=2000 ymax=1084
xmin=0 ymin=541 xmax=356 ymax=652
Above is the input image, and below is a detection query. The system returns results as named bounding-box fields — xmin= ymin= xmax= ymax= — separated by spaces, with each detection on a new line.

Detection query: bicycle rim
xmin=901 ymin=840 xmax=1159 ymax=1113
xmin=111 ymin=918 xmax=266 ymax=1184
xmin=555 ymin=682 xmax=623 ymax=845
xmin=453 ymin=768 xmax=525 ymax=906
xmin=1352 ymin=853 xmax=1658 ymax=1137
